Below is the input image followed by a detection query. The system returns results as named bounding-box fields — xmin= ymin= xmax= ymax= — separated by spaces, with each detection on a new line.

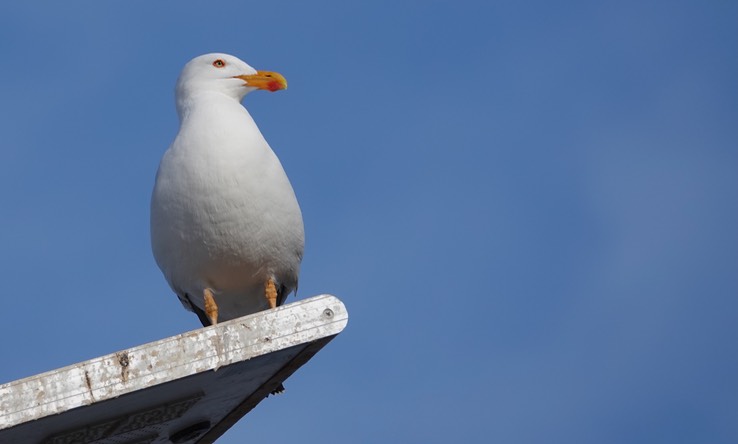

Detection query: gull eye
xmin=212 ymin=59 xmax=226 ymax=68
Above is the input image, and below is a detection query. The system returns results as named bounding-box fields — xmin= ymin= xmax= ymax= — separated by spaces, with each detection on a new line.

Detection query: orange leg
xmin=204 ymin=288 xmax=219 ymax=325
xmin=265 ymin=278 xmax=278 ymax=309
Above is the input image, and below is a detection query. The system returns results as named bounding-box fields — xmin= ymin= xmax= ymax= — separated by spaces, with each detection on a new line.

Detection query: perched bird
xmin=151 ymin=53 xmax=304 ymax=328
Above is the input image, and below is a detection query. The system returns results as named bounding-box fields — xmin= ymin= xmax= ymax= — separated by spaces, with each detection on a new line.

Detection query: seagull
xmin=151 ymin=53 xmax=304 ymax=328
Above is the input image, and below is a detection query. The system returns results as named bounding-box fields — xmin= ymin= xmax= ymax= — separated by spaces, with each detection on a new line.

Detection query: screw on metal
xmin=323 ymin=308 xmax=334 ymax=318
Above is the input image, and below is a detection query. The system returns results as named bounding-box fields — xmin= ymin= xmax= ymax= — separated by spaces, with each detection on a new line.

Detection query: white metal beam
xmin=0 ymin=294 xmax=348 ymax=443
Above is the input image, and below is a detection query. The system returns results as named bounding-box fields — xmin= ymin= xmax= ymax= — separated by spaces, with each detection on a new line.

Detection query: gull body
xmin=151 ymin=53 xmax=303 ymax=325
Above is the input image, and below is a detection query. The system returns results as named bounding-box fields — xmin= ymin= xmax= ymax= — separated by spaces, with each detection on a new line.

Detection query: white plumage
xmin=151 ymin=53 xmax=303 ymax=326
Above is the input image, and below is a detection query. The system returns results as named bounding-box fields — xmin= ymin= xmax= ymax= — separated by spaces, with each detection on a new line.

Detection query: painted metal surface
xmin=0 ymin=294 xmax=347 ymax=443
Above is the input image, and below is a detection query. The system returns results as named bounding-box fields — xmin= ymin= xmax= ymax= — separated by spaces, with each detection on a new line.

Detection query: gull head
xmin=175 ymin=53 xmax=287 ymax=107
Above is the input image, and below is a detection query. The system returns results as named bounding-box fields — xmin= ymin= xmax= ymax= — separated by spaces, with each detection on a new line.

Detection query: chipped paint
xmin=0 ymin=294 xmax=348 ymax=443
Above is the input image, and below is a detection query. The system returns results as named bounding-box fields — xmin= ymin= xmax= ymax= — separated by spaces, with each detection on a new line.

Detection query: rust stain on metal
xmin=117 ymin=352 xmax=130 ymax=383
xmin=35 ymin=390 xmax=45 ymax=405
xmin=84 ymin=371 xmax=95 ymax=402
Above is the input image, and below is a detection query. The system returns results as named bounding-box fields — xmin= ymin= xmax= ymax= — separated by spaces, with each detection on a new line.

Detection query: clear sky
xmin=0 ymin=1 xmax=736 ymax=443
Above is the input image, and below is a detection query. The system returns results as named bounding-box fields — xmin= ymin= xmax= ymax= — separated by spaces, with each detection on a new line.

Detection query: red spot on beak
xmin=267 ymin=81 xmax=282 ymax=92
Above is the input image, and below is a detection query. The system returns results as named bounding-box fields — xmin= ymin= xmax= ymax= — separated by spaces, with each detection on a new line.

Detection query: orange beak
xmin=233 ymin=71 xmax=288 ymax=92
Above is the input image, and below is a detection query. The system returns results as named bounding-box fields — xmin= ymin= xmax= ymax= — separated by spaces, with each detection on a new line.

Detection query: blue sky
xmin=0 ymin=1 xmax=736 ymax=443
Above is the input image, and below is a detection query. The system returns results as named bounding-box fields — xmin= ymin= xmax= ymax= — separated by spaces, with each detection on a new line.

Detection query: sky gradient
xmin=0 ymin=1 xmax=736 ymax=443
